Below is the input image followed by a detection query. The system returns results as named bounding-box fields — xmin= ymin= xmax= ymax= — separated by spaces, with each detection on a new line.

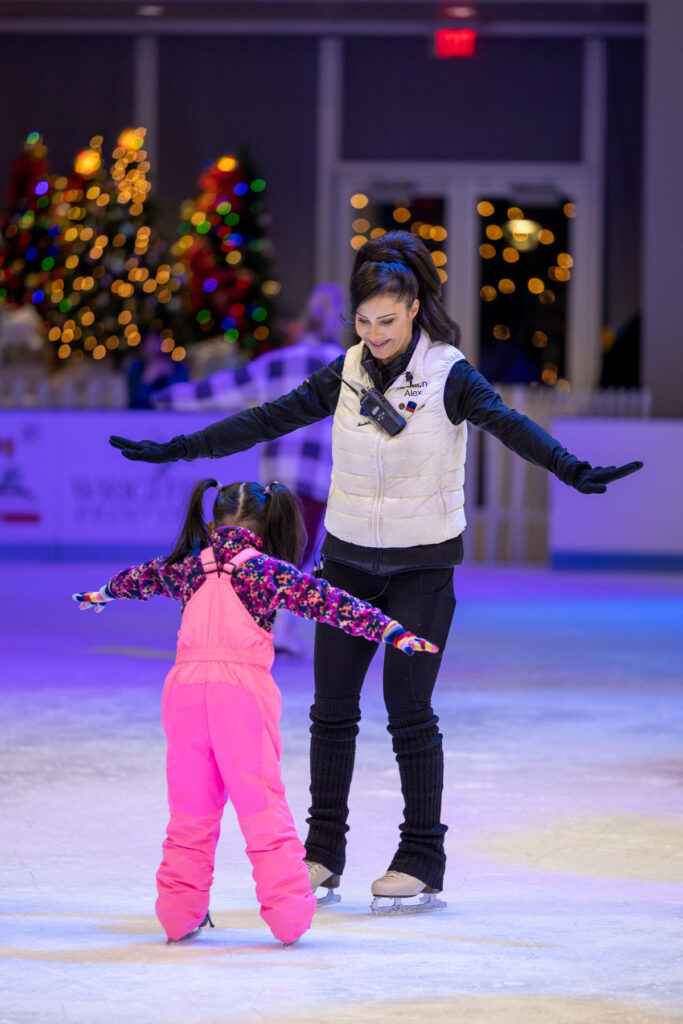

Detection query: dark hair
xmin=349 ymin=230 xmax=461 ymax=346
xmin=165 ymin=478 xmax=307 ymax=567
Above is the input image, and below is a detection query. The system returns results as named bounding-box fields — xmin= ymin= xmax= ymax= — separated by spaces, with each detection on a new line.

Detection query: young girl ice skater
xmin=73 ymin=478 xmax=437 ymax=945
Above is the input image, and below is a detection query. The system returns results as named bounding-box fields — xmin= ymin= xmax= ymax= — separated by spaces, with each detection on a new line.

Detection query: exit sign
xmin=434 ymin=29 xmax=477 ymax=58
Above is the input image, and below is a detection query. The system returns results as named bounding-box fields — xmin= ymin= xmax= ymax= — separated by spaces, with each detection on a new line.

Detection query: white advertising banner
xmin=549 ymin=418 xmax=683 ymax=570
xmin=0 ymin=411 xmax=260 ymax=559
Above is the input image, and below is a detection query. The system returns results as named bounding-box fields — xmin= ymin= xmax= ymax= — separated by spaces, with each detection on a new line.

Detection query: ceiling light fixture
xmin=445 ymin=5 xmax=477 ymax=18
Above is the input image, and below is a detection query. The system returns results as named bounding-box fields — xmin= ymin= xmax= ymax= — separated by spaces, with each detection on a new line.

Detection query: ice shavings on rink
xmin=1 ymin=563 xmax=682 ymax=1024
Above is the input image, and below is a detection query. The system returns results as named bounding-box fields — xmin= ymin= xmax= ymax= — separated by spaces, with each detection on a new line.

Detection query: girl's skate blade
xmin=167 ymin=910 xmax=215 ymax=943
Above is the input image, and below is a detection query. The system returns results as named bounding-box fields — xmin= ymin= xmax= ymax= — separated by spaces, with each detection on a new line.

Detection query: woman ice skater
xmin=73 ymin=477 xmax=437 ymax=943
xmin=110 ymin=230 xmax=642 ymax=915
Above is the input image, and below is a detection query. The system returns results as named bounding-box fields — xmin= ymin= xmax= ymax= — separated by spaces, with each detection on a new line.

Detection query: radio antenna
xmin=318 ymin=359 xmax=363 ymax=396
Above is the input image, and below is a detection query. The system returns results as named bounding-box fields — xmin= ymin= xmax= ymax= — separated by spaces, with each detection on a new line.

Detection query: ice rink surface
xmin=1 ymin=561 xmax=682 ymax=1024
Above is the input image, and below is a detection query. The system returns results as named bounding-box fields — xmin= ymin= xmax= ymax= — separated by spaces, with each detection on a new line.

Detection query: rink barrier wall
xmin=0 ymin=543 xmax=171 ymax=562
xmin=549 ymin=418 xmax=683 ymax=572
xmin=551 ymin=552 xmax=683 ymax=572
xmin=0 ymin=410 xmax=260 ymax=561
xmin=1 ymin=404 xmax=673 ymax=567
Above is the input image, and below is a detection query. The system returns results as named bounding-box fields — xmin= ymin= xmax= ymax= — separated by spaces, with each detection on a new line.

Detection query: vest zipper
xmin=373 ymin=431 xmax=383 ymax=547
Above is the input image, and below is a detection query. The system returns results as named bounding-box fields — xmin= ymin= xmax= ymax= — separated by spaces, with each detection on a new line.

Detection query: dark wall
xmin=1 ymin=30 xmax=641 ymax=332
xmin=1 ymin=35 xmax=134 ymax=172
xmin=343 ymin=36 xmax=583 ymax=161
xmin=157 ymin=35 xmax=317 ymax=318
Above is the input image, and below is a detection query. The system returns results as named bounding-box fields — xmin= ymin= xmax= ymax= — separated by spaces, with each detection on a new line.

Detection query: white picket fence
xmin=463 ymin=385 xmax=652 ymax=563
xmin=0 ymin=338 xmax=240 ymax=410
xmin=0 ymin=366 xmax=128 ymax=409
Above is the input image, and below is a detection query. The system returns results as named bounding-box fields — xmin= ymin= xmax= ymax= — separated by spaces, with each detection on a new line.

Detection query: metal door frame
xmin=330 ymin=160 xmax=599 ymax=390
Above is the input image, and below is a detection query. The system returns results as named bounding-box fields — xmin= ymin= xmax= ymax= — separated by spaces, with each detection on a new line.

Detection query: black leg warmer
xmin=305 ymin=695 xmax=361 ymax=876
xmin=386 ymin=707 xmax=447 ymax=890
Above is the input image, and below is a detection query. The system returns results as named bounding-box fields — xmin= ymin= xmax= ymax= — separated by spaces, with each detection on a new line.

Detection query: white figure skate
xmin=305 ymin=859 xmax=341 ymax=907
xmin=370 ymin=871 xmax=446 ymax=915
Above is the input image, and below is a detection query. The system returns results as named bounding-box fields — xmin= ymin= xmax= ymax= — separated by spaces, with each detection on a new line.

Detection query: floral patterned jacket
xmin=106 ymin=525 xmax=392 ymax=641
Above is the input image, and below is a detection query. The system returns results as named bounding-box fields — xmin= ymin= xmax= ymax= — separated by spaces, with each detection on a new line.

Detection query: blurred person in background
xmin=127 ymin=330 xmax=188 ymax=409
xmin=153 ymin=283 xmax=346 ymax=653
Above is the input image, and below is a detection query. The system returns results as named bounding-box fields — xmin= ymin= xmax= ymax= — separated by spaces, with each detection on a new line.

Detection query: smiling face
xmin=355 ymin=293 xmax=420 ymax=365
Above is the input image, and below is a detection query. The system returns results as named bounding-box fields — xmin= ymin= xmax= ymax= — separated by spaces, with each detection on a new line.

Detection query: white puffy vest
xmin=325 ymin=331 xmax=467 ymax=548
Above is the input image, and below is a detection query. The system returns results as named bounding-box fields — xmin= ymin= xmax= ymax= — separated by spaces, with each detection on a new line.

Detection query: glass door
xmin=332 ymin=165 xmax=597 ymax=390
xmin=475 ymin=194 xmax=575 ymax=389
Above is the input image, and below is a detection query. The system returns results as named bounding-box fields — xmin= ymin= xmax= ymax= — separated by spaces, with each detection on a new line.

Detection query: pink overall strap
xmin=227 ymin=546 xmax=262 ymax=571
xmin=197 ymin=545 xmax=262 ymax=576
xmin=199 ymin=546 xmax=221 ymax=575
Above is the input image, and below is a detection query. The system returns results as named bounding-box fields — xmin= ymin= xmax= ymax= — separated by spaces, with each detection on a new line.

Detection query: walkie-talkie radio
xmin=322 ymin=362 xmax=406 ymax=437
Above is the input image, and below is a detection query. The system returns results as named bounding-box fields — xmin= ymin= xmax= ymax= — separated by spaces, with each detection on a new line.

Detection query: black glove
xmin=109 ymin=434 xmax=186 ymax=463
xmin=573 ymin=460 xmax=643 ymax=494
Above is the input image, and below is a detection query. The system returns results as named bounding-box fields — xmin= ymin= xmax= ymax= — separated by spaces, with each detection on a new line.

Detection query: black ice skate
xmin=305 ymin=859 xmax=341 ymax=907
xmin=370 ymin=871 xmax=446 ymax=915
xmin=167 ymin=911 xmax=215 ymax=944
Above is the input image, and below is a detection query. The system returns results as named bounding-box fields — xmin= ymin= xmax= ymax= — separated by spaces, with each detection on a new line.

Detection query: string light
xmin=75 ymin=149 xmax=101 ymax=177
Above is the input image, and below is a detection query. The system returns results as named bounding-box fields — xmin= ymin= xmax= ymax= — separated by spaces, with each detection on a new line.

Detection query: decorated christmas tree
xmin=41 ymin=129 xmax=189 ymax=366
xmin=173 ymin=151 xmax=281 ymax=356
xmin=0 ymin=132 xmax=59 ymax=312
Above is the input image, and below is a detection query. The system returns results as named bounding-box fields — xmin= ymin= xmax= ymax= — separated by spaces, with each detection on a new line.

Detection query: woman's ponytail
xmin=350 ymin=230 xmax=461 ymax=347
xmin=261 ymin=482 xmax=307 ymax=566
xmin=165 ymin=478 xmax=218 ymax=565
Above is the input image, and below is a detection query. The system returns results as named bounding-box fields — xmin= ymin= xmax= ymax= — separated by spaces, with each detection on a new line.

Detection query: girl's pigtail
xmin=261 ymin=482 xmax=307 ymax=566
xmin=165 ymin=478 xmax=218 ymax=565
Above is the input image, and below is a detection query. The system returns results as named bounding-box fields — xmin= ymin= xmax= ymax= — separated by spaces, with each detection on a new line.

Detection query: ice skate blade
xmin=166 ymin=911 xmax=215 ymax=943
xmin=370 ymin=893 xmax=447 ymax=915
xmin=316 ymin=889 xmax=341 ymax=908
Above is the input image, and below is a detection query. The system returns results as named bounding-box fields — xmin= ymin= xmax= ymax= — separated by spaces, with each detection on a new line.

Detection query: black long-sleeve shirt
xmin=181 ymin=334 xmax=588 ymax=574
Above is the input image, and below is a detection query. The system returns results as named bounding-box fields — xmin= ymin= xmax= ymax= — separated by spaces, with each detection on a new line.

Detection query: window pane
xmin=347 ymin=191 xmax=448 ymax=281
xmin=477 ymin=196 xmax=574 ymax=388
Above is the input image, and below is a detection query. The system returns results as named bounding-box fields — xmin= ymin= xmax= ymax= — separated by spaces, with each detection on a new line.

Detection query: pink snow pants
xmin=155 ymin=546 xmax=315 ymax=944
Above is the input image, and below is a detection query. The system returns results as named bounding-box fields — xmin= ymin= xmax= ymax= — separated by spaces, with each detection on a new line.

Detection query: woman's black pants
xmin=304 ymin=560 xmax=456 ymax=890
